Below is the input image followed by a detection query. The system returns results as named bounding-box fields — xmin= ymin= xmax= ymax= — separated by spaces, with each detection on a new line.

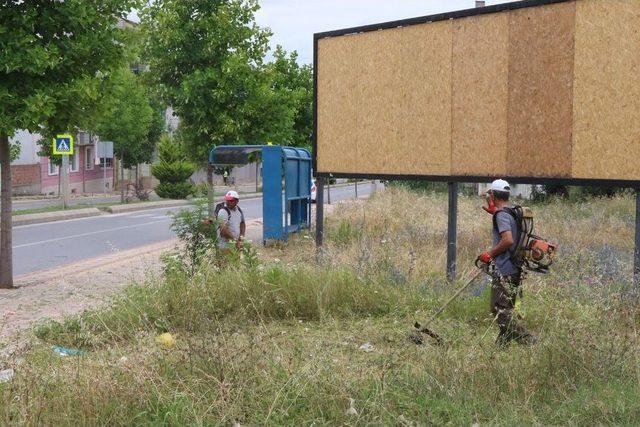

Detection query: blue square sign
xmin=53 ymin=134 xmax=74 ymax=155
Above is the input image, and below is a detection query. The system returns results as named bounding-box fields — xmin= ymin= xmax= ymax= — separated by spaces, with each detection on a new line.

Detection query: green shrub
xmin=155 ymin=182 xmax=195 ymax=199
xmin=152 ymin=134 xmax=196 ymax=199
xmin=151 ymin=161 xmax=196 ymax=183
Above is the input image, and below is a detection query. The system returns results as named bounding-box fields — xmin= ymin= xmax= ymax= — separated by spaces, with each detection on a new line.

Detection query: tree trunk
xmin=207 ymin=164 xmax=214 ymax=218
xmin=0 ymin=134 xmax=14 ymax=288
xmin=120 ymin=151 xmax=125 ymax=204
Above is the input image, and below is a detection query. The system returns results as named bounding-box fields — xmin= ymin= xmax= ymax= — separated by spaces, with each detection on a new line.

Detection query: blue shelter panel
xmin=282 ymin=148 xmax=311 ymax=234
xmin=262 ymin=146 xmax=285 ymax=240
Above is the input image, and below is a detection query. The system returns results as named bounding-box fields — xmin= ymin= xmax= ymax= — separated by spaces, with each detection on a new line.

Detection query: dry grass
xmin=1 ymin=187 xmax=639 ymax=425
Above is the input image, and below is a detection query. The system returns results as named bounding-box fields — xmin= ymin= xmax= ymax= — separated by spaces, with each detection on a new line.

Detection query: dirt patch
xmin=0 ymin=239 xmax=177 ymax=352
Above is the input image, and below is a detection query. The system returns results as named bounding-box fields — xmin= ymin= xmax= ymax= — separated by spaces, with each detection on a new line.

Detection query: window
xmin=100 ymin=158 xmax=113 ymax=168
xmin=69 ymin=151 xmax=79 ymax=172
xmin=48 ymin=159 xmax=58 ymax=176
xmin=85 ymin=147 xmax=94 ymax=170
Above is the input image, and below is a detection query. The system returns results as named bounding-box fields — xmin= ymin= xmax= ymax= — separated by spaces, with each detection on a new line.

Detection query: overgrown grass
xmin=1 ymin=188 xmax=639 ymax=425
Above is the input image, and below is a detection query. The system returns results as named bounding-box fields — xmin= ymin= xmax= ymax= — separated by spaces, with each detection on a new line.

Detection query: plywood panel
xmin=316 ymin=36 xmax=360 ymax=173
xmin=354 ymin=28 xmax=405 ymax=174
xmin=572 ymin=0 xmax=640 ymax=181
xmin=507 ymin=1 xmax=576 ymax=177
xmin=451 ymin=13 xmax=509 ymax=176
xmin=400 ymin=21 xmax=453 ymax=176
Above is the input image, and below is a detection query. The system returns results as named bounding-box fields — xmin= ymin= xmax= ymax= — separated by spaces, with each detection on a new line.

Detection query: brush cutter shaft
xmin=419 ymin=270 xmax=482 ymax=332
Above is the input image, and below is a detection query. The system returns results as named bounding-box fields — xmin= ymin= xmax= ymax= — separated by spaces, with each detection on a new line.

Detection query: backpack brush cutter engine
xmin=497 ymin=206 xmax=558 ymax=274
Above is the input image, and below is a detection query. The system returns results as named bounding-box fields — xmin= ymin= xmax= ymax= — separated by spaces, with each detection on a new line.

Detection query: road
xmin=13 ymin=183 xmax=375 ymax=276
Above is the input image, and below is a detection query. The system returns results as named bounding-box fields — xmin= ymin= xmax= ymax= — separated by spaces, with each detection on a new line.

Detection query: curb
xmin=13 ymin=208 xmax=103 ymax=226
xmin=101 ymin=200 xmax=194 ymax=214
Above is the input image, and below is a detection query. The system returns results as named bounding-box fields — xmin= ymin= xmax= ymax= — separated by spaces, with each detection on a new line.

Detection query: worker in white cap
xmin=478 ymin=179 xmax=536 ymax=347
xmin=216 ymin=190 xmax=245 ymax=251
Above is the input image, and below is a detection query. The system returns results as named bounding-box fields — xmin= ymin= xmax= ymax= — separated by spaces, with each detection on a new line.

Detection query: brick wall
xmin=11 ymin=164 xmax=41 ymax=195
xmin=11 ymin=164 xmax=40 ymax=186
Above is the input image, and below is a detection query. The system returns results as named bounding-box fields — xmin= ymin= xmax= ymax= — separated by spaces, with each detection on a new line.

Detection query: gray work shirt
xmin=217 ymin=205 xmax=245 ymax=249
xmin=492 ymin=208 xmax=520 ymax=276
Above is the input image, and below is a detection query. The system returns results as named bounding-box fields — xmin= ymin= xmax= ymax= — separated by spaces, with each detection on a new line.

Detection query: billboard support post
xmin=635 ymin=190 xmax=640 ymax=287
xmin=446 ymin=182 xmax=458 ymax=282
xmin=315 ymin=177 xmax=325 ymax=250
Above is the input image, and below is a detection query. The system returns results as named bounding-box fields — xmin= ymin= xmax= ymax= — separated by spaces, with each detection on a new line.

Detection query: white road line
xmin=131 ymin=213 xmax=154 ymax=218
xmin=13 ymin=219 xmax=170 ymax=249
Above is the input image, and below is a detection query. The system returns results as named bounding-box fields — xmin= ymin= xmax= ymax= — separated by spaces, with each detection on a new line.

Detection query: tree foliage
xmin=0 ymin=0 xmax=139 ymax=287
xmin=266 ymin=46 xmax=313 ymax=149
xmin=93 ymin=68 xmax=154 ymax=169
xmin=0 ymin=0 xmax=139 ymax=138
xmin=143 ymin=0 xmax=312 ymax=165
xmin=9 ymin=141 xmax=20 ymax=163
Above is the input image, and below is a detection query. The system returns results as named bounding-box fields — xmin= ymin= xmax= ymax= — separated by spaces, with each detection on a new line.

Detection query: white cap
xmin=224 ymin=190 xmax=240 ymax=201
xmin=490 ymin=179 xmax=511 ymax=193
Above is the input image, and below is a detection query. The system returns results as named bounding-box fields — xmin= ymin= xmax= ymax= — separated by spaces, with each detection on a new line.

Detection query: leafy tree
xmin=267 ymin=46 xmax=313 ymax=148
xmin=94 ymin=68 xmax=154 ymax=169
xmin=143 ymin=0 xmax=278 ymax=165
xmin=0 ymin=0 xmax=138 ymax=288
xmin=9 ymin=141 xmax=20 ymax=163
xmin=152 ymin=134 xmax=196 ymax=199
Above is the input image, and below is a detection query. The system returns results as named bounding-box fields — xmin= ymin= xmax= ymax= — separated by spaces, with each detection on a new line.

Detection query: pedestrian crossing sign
xmin=53 ymin=134 xmax=74 ymax=155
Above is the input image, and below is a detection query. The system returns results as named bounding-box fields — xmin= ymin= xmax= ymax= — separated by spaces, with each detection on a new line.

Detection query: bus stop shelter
xmin=209 ymin=145 xmax=312 ymax=243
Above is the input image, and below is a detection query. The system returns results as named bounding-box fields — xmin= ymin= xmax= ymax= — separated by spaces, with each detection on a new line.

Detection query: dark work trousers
xmin=490 ymin=273 xmax=534 ymax=346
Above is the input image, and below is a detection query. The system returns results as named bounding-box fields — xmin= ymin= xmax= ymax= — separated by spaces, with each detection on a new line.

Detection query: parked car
xmin=311 ymin=178 xmax=317 ymax=203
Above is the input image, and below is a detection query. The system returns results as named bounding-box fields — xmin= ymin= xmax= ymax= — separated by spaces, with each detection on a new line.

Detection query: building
xmin=10 ymin=131 xmax=115 ymax=196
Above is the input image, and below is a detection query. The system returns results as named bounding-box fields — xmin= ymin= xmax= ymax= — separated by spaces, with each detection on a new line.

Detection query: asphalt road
xmin=13 ymin=183 xmax=375 ymax=276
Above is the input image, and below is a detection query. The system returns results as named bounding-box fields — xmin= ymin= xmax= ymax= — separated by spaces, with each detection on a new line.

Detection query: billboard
xmin=313 ymin=0 xmax=640 ymax=186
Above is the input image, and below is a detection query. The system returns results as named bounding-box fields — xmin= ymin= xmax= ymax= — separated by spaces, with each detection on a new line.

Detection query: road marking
xmin=131 ymin=213 xmax=154 ymax=218
xmin=13 ymin=219 xmax=170 ymax=249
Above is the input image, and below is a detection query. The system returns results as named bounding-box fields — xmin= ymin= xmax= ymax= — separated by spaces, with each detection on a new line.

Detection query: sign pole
xmin=61 ymin=154 xmax=69 ymax=209
xmin=53 ymin=134 xmax=74 ymax=209
xmin=103 ymin=156 xmax=107 ymax=194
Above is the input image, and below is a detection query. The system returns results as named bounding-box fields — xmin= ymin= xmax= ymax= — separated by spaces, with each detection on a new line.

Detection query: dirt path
xmin=0 ymin=239 xmax=177 ymax=353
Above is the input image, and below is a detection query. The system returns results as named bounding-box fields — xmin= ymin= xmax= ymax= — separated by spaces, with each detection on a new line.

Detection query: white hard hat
xmin=224 ymin=190 xmax=240 ymax=201
xmin=490 ymin=179 xmax=511 ymax=193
